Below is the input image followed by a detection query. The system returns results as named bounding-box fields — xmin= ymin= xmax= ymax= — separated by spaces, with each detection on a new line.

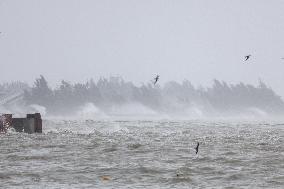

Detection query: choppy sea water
xmin=0 ymin=120 xmax=283 ymax=189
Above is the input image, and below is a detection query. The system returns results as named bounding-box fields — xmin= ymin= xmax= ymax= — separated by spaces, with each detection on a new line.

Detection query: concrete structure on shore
xmin=0 ymin=113 xmax=42 ymax=134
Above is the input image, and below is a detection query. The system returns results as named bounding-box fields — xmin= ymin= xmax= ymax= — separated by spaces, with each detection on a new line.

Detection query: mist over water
xmin=1 ymin=78 xmax=284 ymax=188
xmin=1 ymin=76 xmax=284 ymax=119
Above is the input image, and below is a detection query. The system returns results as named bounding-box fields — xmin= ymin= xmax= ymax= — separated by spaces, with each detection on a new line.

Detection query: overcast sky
xmin=0 ymin=0 xmax=284 ymax=96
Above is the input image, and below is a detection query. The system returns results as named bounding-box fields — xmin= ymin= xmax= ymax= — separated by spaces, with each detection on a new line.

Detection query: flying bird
xmin=194 ymin=142 xmax=199 ymax=154
xmin=153 ymin=75 xmax=159 ymax=85
xmin=245 ymin=55 xmax=251 ymax=61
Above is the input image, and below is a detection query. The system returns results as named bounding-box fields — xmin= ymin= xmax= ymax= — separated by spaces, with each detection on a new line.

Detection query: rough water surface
xmin=0 ymin=120 xmax=283 ymax=188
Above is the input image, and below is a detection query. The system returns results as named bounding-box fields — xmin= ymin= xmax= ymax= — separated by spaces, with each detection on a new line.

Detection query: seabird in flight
xmin=153 ymin=75 xmax=159 ymax=85
xmin=194 ymin=142 xmax=199 ymax=154
xmin=245 ymin=55 xmax=251 ymax=61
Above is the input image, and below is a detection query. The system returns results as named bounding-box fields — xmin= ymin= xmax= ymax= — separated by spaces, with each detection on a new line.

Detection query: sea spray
xmin=76 ymin=103 xmax=108 ymax=119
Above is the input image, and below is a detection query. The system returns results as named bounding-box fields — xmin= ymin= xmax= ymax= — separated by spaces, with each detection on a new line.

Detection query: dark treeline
xmin=17 ymin=75 xmax=284 ymax=116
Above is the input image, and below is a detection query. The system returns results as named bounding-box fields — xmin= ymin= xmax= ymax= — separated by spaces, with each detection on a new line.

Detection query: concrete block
xmin=1 ymin=113 xmax=42 ymax=134
xmin=24 ymin=118 xmax=36 ymax=134
xmin=11 ymin=118 xmax=25 ymax=132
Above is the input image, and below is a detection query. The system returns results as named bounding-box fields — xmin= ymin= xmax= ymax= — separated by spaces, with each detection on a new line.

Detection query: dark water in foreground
xmin=0 ymin=120 xmax=283 ymax=188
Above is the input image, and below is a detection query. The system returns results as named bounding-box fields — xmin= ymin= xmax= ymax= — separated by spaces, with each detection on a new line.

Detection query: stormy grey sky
xmin=1 ymin=0 xmax=284 ymax=96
